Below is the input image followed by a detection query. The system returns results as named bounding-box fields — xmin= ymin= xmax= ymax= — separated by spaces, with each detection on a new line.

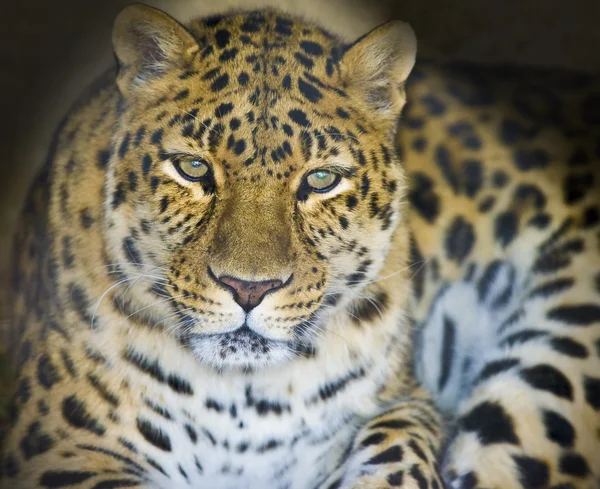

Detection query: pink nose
xmin=217 ymin=276 xmax=283 ymax=312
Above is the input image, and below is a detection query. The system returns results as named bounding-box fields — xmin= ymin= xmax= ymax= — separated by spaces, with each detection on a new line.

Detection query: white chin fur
xmin=188 ymin=330 xmax=295 ymax=371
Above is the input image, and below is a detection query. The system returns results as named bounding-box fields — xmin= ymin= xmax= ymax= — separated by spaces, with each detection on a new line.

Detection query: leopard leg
xmin=318 ymin=389 xmax=446 ymax=489
xmin=432 ymin=230 xmax=600 ymax=489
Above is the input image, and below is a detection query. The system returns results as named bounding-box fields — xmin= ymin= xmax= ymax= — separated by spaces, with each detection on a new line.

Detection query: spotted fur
xmin=1 ymin=4 xmax=599 ymax=489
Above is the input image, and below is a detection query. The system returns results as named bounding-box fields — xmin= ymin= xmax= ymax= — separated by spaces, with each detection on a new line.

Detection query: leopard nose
xmin=217 ymin=275 xmax=284 ymax=312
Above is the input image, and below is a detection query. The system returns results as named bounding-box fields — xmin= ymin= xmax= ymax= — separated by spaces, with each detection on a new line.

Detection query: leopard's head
xmin=105 ymin=4 xmax=416 ymax=370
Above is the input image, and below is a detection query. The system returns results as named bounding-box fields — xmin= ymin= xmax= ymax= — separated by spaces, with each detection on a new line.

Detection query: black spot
xmin=215 ymin=103 xmax=234 ymax=118
xmin=360 ymin=173 xmax=370 ymax=199
xmin=145 ymin=456 xmax=169 ymax=477
xmin=583 ymin=376 xmax=600 ymax=410
xmin=542 ymin=409 xmax=575 ymax=448
xmin=238 ymin=72 xmax=249 ymax=86
xmin=90 ymin=478 xmax=141 ymax=488
xmin=310 ymin=368 xmax=366 ymax=403
xmin=336 ymin=107 xmax=350 ymax=119
xmin=421 ymin=94 xmax=446 ymax=115
xmin=444 ymin=216 xmax=475 ymax=264
xmin=528 ymin=213 xmax=551 ymax=229
xmin=528 ymin=277 xmax=574 ymax=299
xmin=39 ymin=470 xmax=97 ymax=488
xmin=88 ymin=373 xmax=120 ymax=407
xmin=494 ymin=211 xmax=519 ymax=248
xmin=409 ymin=172 xmax=440 ymax=223
xmin=513 ymin=149 xmax=550 ymax=171
xmin=150 ymin=128 xmax=164 ymax=145
xmin=167 ymin=374 xmax=193 ymax=395
xmin=219 ymin=47 xmax=238 ymax=62
xmin=520 ymin=364 xmax=573 ymax=400
xmin=563 ymin=172 xmax=594 ymax=204
xmin=456 ymin=472 xmax=478 ymax=489
xmin=20 ymin=421 xmax=54 ymax=459
xmin=478 ymin=195 xmax=496 ymax=213
xmin=367 ymin=445 xmax=403 ymax=464
xmin=350 ymin=291 xmax=388 ymax=324
xmin=136 ymin=417 xmax=172 ymax=451
xmin=80 ymin=208 xmax=94 ymax=229
xmin=435 ymin=145 xmax=459 ymax=193
xmin=460 ymin=401 xmax=519 ymax=445
xmin=2 ymin=452 xmax=19 ymax=477
xmin=582 ymin=206 xmax=600 ymax=228
xmin=123 ymin=237 xmax=142 ymax=265
xmin=123 ymin=348 xmax=165 ymax=382
xmin=16 ymin=377 xmax=31 ymax=404
xmin=476 ymin=358 xmax=520 ymax=383
xmin=476 ymin=260 xmax=504 ymax=302
xmin=438 ymin=315 xmax=456 ymax=391
xmin=111 ymin=183 xmax=126 ymax=208
xmin=360 ymin=432 xmax=387 ymax=447
xmin=62 ymin=395 xmax=106 ymax=435
xmin=513 ymin=455 xmax=549 ymax=489
xmin=514 ymin=184 xmax=546 ymax=210
xmin=300 ymin=40 xmax=323 ymax=56
xmin=547 ymin=304 xmax=600 ymax=326
xmin=233 ymin=139 xmax=246 ymax=156
xmin=97 ymin=149 xmax=111 ymax=169
xmin=412 ymin=137 xmax=427 ymax=152
xmin=288 ymin=109 xmax=311 ymax=127
xmin=37 ymin=353 xmax=61 ymax=389
xmin=174 ymin=89 xmax=189 ymax=101
xmin=274 ymin=16 xmax=293 ymax=36
xmin=298 ymin=77 xmax=323 ymax=103
xmin=118 ymin=133 xmax=130 ymax=159
xmin=387 ymin=470 xmax=404 ymax=486
xmin=294 ymin=52 xmax=314 ymax=69
xmin=208 ymin=122 xmax=225 ymax=152
xmin=559 ymin=453 xmax=589 ymax=477
xmin=142 ymin=154 xmax=152 ymax=177
xmin=492 ymin=169 xmax=509 ymax=188
xmin=409 ymin=464 xmax=428 ymax=489
xmin=462 ymin=159 xmax=483 ymax=197
xmin=214 ymin=29 xmax=230 ymax=48
xmin=134 ymin=125 xmax=146 ymax=146
xmin=499 ymin=119 xmax=536 ymax=145
xmin=211 ymin=73 xmax=229 ymax=92
xmin=346 ymin=194 xmax=358 ymax=210
xmin=185 ymin=424 xmax=198 ymax=443
xmin=549 ymin=336 xmax=588 ymax=358
xmin=240 ymin=13 xmax=266 ymax=33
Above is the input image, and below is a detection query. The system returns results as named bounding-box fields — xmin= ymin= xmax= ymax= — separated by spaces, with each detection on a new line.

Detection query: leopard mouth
xmin=183 ymin=323 xmax=297 ymax=371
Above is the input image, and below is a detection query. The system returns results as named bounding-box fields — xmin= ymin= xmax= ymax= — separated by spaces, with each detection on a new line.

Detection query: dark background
xmin=1 ymin=0 xmax=599 ymax=335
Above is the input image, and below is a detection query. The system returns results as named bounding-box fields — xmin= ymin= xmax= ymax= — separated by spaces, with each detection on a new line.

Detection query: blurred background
xmin=1 ymin=0 xmax=599 ymax=414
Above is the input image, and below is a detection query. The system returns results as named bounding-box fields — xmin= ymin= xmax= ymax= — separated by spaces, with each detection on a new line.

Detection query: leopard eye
xmin=305 ymin=170 xmax=340 ymax=193
xmin=174 ymin=157 xmax=210 ymax=181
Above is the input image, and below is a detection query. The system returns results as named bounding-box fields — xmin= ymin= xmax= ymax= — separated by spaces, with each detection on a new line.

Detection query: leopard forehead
xmin=114 ymin=8 xmax=399 ymax=179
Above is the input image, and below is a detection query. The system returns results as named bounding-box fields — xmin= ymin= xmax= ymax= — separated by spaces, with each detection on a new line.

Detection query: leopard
xmin=0 ymin=3 xmax=599 ymax=489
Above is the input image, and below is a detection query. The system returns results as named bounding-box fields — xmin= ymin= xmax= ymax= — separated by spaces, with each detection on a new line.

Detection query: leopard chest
xmin=108 ymin=349 xmax=378 ymax=489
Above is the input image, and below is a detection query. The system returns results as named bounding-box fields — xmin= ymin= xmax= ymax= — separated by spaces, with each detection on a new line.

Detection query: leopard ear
xmin=112 ymin=3 xmax=199 ymax=95
xmin=341 ymin=20 xmax=416 ymax=120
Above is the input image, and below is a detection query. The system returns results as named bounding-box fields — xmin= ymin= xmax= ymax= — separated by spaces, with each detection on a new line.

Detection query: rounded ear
xmin=112 ymin=3 xmax=199 ymax=95
xmin=340 ymin=20 xmax=417 ymax=120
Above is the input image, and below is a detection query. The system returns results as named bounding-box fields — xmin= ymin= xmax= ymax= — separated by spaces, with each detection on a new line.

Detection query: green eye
xmin=175 ymin=157 xmax=210 ymax=181
xmin=305 ymin=170 xmax=340 ymax=193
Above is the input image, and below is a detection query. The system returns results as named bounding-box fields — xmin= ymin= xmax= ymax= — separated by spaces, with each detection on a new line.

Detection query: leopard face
xmin=103 ymin=7 xmax=416 ymax=370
